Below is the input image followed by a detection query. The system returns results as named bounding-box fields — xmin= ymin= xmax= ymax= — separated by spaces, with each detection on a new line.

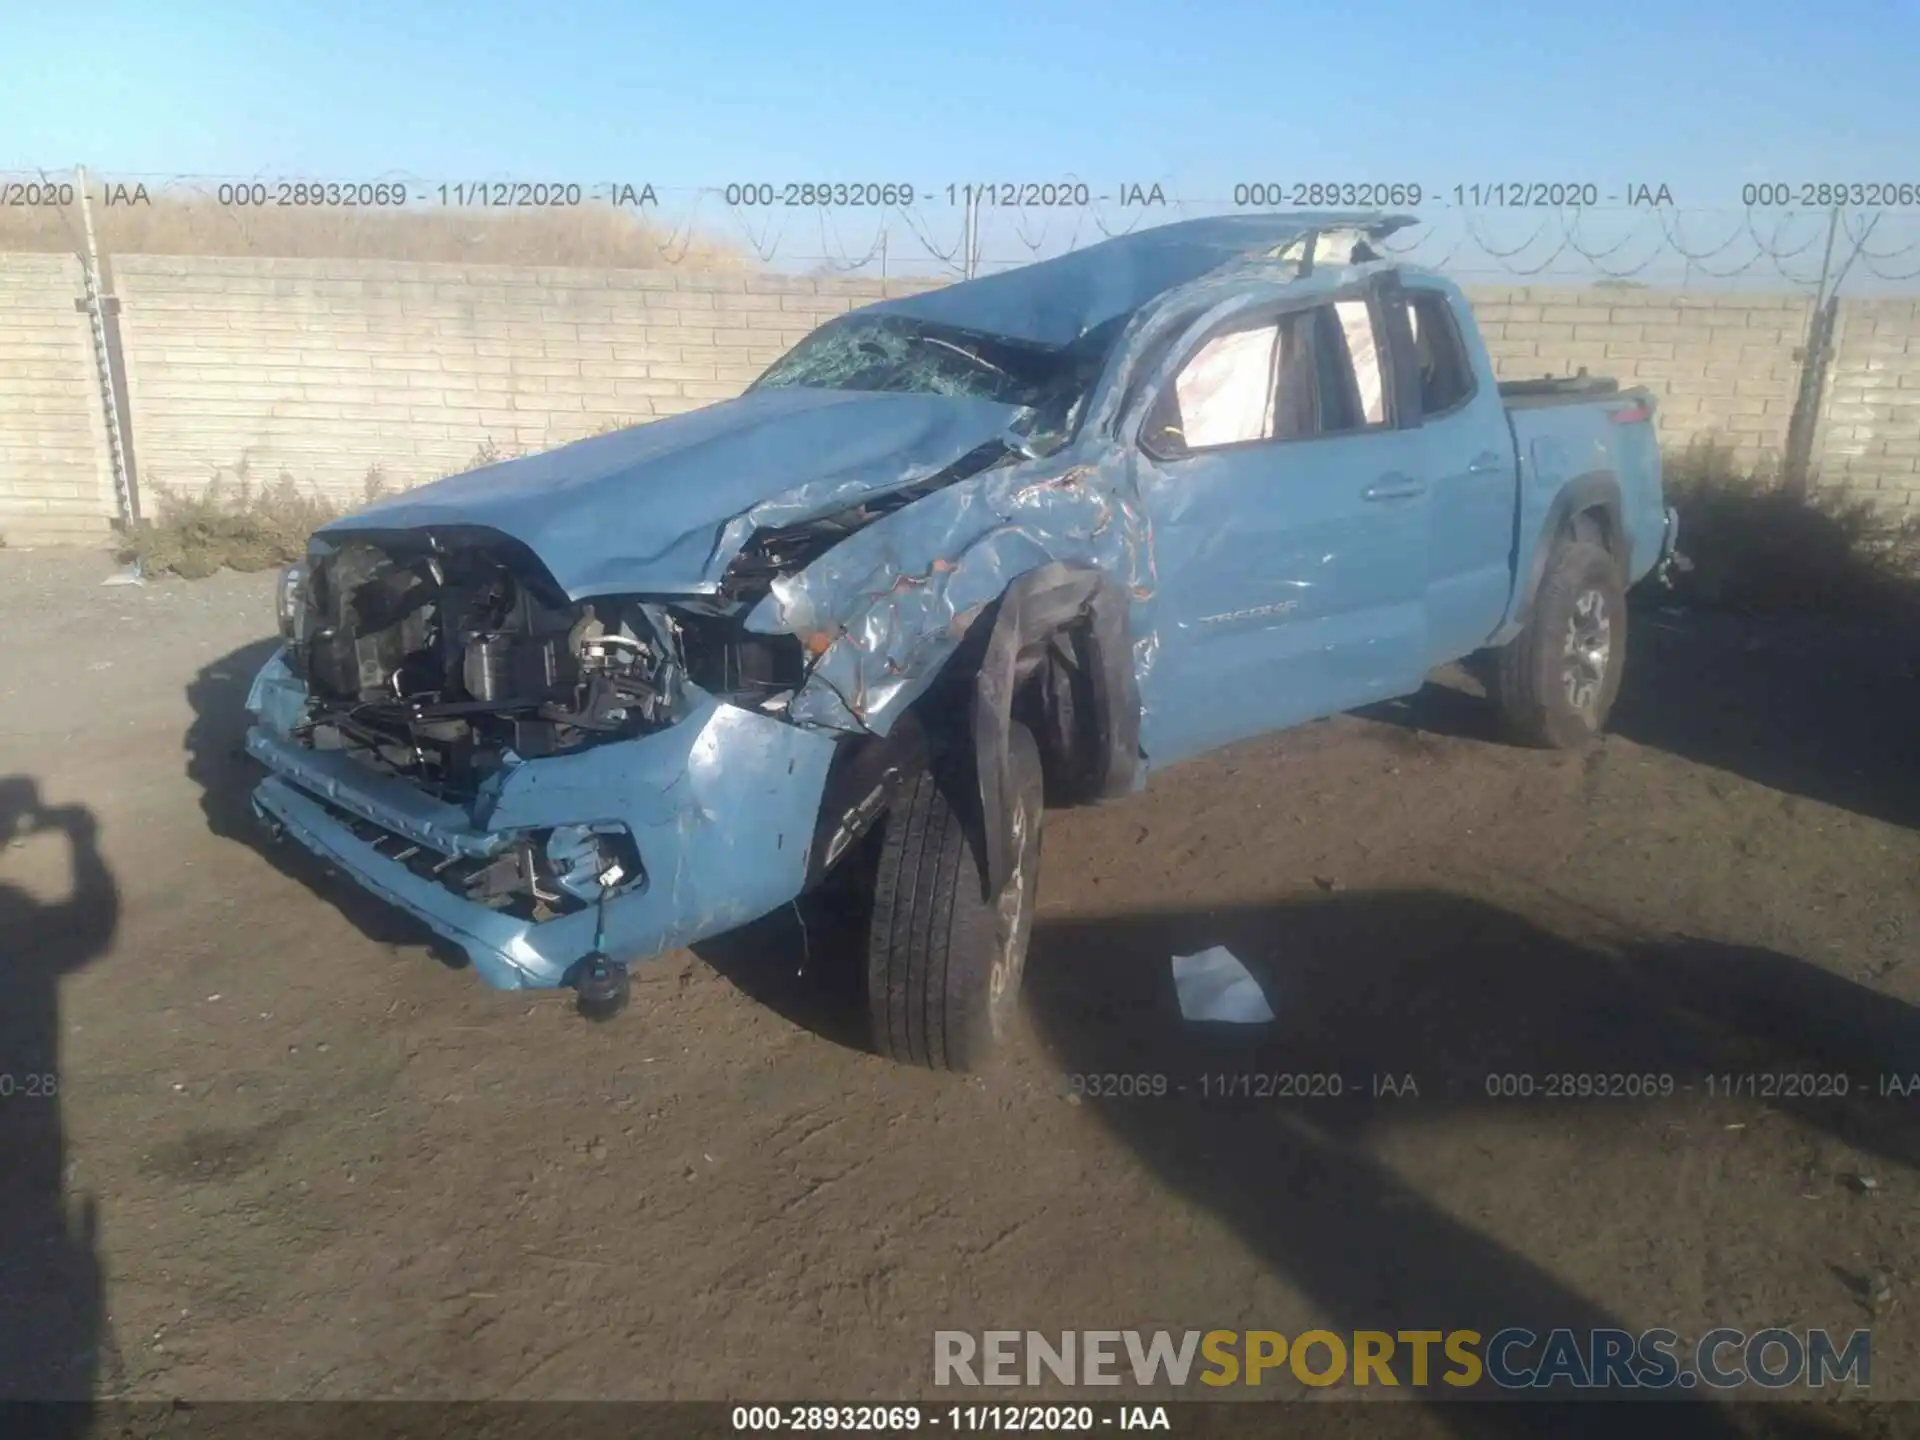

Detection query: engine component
xmin=276 ymin=562 xmax=307 ymax=640
xmin=292 ymin=537 xmax=700 ymax=797
xmin=463 ymin=633 xmax=514 ymax=703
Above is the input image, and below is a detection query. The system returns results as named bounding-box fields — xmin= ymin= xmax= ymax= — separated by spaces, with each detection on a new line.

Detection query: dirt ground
xmin=1 ymin=546 xmax=1916 ymax=1432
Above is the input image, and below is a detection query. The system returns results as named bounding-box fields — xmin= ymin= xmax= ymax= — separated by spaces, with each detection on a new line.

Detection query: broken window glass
xmin=752 ymin=313 xmax=1132 ymax=458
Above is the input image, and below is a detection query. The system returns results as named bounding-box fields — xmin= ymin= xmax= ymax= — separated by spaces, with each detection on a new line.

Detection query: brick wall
xmin=110 ymin=256 xmax=942 ymax=503
xmin=1812 ymin=298 xmax=1920 ymax=506
xmin=5 ymin=253 xmax=1920 ymax=541
xmin=1464 ymin=285 xmax=1812 ymax=462
xmin=0 ymin=253 xmax=116 ymax=544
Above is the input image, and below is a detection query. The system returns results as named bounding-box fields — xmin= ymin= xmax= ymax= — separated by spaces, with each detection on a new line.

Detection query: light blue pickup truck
xmin=245 ymin=212 xmax=1679 ymax=1069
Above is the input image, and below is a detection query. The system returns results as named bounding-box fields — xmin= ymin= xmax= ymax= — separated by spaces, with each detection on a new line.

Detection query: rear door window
xmin=1403 ymin=290 xmax=1476 ymax=416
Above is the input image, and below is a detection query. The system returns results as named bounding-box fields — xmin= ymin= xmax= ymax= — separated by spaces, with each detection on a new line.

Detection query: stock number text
xmin=1235 ymin=181 xmax=1422 ymax=208
xmin=724 ymin=183 xmax=917 ymax=207
xmin=730 ymin=1406 xmax=922 ymax=1430
xmin=1485 ymin=1072 xmax=1676 ymax=1099
xmin=1744 ymin=182 xmax=1920 ymax=208
xmin=217 ymin=181 xmax=410 ymax=208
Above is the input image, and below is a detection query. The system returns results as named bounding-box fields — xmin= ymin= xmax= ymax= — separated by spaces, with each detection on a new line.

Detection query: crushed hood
xmin=862 ymin=211 xmax=1417 ymax=347
xmin=320 ymin=386 xmax=1027 ymax=598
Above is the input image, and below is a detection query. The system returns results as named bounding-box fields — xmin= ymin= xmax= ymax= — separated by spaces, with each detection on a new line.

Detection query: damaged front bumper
xmin=244 ymin=650 xmax=836 ymax=990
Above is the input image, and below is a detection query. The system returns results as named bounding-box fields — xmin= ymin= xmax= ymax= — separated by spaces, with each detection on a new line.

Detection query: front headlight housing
xmin=544 ymin=824 xmax=644 ymax=903
xmin=275 ymin=562 xmax=307 ymax=640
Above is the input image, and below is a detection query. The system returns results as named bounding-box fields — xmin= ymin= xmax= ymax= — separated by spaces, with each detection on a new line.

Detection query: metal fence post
xmin=1782 ymin=294 xmax=1838 ymax=498
xmin=73 ymin=165 xmax=141 ymax=527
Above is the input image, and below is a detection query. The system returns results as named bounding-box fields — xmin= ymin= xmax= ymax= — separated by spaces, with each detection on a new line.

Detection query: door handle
xmin=1467 ymin=452 xmax=1507 ymax=476
xmin=1363 ymin=475 xmax=1427 ymax=502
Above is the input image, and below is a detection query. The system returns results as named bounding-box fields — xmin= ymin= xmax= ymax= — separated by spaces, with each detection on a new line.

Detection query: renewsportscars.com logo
xmin=933 ymin=1328 xmax=1871 ymax=1391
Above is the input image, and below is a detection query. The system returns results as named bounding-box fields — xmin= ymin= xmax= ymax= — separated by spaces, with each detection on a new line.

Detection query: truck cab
xmin=1111 ymin=260 xmax=1671 ymax=766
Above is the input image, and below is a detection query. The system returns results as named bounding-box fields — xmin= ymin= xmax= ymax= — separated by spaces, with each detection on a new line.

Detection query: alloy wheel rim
xmin=1561 ymin=588 xmax=1613 ymax=716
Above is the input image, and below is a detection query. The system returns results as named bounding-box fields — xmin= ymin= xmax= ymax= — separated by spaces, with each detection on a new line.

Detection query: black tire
xmin=866 ymin=723 xmax=1044 ymax=1071
xmin=1491 ymin=539 xmax=1628 ymax=749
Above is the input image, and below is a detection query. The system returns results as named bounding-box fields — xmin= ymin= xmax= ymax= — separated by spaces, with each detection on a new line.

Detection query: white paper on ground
xmin=1171 ymin=946 xmax=1275 ymax=1023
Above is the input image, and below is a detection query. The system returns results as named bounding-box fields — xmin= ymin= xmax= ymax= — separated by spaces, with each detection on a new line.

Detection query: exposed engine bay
xmin=285 ymin=530 xmax=806 ymax=800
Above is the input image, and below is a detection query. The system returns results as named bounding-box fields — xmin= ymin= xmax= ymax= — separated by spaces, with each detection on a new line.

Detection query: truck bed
xmin=1501 ymin=376 xmax=1665 ymax=588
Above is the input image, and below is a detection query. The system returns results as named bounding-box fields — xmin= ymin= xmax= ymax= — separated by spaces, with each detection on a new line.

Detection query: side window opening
xmin=1144 ymin=318 xmax=1282 ymax=452
xmin=1143 ymin=297 xmax=1390 ymax=456
xmin=1174 ymin=323 xmax=1280 ymax=448
xmin=1403 ymin=290 xmax=1475 ymax=415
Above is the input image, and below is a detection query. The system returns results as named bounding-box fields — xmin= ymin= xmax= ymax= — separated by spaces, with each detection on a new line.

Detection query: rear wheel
xmin=1491 ymin=539 xmax=1627 ymax=749
xmin=865 ymin=723 xmax=1044 ymax=1071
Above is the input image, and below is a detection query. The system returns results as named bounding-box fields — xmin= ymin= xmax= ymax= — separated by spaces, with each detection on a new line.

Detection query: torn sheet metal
xmin=1172 ymin=946 xmax=1275 ymax=1023
xmin=247 ymin=692 xmax=837 ymax=989
xmin=244 ymin=647 xmax=307 ymax=737
xmin=740 ymin=252 xmax=1403 ymax=744
xmin=865 ymin=213 xmax=1416 ymax=347
xmin=745 ymin=451 xmax=1155 ymax=734
xmin=320 ymin=386 xmax=1028 ymax=600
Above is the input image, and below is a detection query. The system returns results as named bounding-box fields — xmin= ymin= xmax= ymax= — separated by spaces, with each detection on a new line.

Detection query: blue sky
xmin=4 ymin=0 xmax=1918 ymax=280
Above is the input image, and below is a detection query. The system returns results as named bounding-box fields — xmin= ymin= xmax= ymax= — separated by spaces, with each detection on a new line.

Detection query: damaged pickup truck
xmin=245 ymin=211 xmax=1680 ymax=1070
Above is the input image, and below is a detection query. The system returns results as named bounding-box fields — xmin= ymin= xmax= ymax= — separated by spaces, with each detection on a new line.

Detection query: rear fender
xmin=1494 ymin=471 xmax=1624 ymax=644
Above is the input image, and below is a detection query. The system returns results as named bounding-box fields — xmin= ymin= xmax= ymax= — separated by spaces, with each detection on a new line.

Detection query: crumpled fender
xmin=744 ymin=453 xmax=1156 ymax=739
xmin=965 ymin=560 xmax=1141 ymax=894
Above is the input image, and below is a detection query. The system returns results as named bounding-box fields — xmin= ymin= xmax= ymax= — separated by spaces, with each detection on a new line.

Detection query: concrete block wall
xmin=109 ymin=256 xmax=944 ymax=504
xmin=0 ymin=253 xmax=117 ymax=543
xmin=1812 ymin=298 xmax=1920 ymax=507
xmin=6 ymin=252 xmax=1920 ymax=538
xmin=1464 ymin=285 xmax=1812 ymax=463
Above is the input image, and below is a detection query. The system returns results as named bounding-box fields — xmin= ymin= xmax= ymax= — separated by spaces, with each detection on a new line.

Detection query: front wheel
xmin=1490 ymin=539 xmax=1627 ymax=749
xmin=865 ymin=723 xmax=1045 ymax=1071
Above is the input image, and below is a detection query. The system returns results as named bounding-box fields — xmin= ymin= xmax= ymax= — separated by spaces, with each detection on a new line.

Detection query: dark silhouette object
xmin=692 ymin=826 xmax=881 ymax=1058
xmin=1608 ymin=604 xmax=1920 ymax=832
xmin=1021 ymin=890 xmax=1906 ymax=1436
xmin=181 ymin=637 xmax=284 ymax=849
xmin=0 ymin=778 xmax=120 ymax=1422
xmin=1366 ymin=598 xmax=1920 ymax=832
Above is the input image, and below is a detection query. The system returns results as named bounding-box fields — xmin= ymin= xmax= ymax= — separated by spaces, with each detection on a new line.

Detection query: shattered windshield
xmin=751 ymin=313 xmax=1129 ymax=455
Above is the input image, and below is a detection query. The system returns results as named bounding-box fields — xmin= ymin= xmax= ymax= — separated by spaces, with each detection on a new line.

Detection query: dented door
xmin=1129 ymin=297 xmax=1431 ymax=767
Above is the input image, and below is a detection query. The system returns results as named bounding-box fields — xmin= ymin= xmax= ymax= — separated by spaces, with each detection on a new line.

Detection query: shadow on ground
xmin=182 ymin=638 xmax=468 ymax=969
xmin=1020 ymin=889 xmax=1912 ymax=1433
xmin=1609 ymin=605 xmax=1920 ymax=831
xmin=0 ymin=777 xmax=118 ymax=1419
xmin=692 ymin=828 xmax=881 ymax=1058
xmin=1363 ymin=598 xmax=1920 ymax=831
